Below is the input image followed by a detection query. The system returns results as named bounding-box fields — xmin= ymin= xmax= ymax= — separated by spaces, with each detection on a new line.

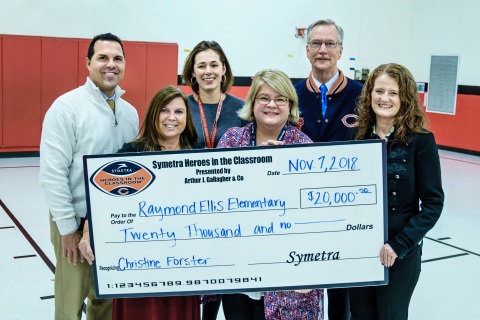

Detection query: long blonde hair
xmin=237 ymin=69 xmax=300 ymax=124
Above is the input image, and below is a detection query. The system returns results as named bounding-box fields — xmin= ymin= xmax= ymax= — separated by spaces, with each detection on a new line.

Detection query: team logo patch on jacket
xmin=90 ymin=160 xmax=155 ymax=196
xmin=342 ymin=114 xmax=358 ymax=128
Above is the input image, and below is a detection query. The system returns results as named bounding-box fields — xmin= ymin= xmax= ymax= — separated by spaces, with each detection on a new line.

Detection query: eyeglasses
xmin=308 ymin=41 xmax=339 ymax=50
xmin=256 ymin=96 xmax=289 ymax=106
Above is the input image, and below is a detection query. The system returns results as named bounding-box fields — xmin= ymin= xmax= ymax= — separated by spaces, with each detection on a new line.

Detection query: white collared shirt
xmin=312 ymin=70 xmax=340 ymax=92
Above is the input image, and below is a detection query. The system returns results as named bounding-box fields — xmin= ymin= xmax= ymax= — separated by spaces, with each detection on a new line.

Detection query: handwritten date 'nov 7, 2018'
xmin=288 ymin=156 xmax=358 ymax=173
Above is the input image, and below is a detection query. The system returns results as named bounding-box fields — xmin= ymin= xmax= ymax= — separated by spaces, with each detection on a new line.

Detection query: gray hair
xmin=306 ymin=19 xmax=344 ymax=45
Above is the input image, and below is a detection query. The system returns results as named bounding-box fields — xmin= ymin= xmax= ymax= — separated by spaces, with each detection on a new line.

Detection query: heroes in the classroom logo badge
xmin=90 ymin=160 xmax=155 ymax=196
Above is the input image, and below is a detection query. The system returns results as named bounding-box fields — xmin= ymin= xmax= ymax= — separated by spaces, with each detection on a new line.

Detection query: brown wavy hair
xmin=182 ymin=40 xmax=234 ymax=94
xmin=135 ymin=86 xmax=198 ymax=151
xmin=354 ymin=63 xmax=428 ymax=144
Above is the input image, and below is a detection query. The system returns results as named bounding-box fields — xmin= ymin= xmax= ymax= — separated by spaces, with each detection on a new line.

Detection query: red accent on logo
xmin=342 ymin=114 xmax=358 ymax=128
xmin=89 ymin=160 xmax=156 ymax=197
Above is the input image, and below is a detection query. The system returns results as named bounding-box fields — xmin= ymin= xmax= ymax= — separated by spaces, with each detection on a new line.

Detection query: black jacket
xmin=348 ymin=128 xmax=444 ymax=258
xmin=117 ymin=141 xmax=149 ymax=153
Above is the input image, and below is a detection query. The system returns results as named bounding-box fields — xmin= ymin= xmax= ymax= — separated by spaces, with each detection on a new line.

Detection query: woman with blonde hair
xmin=218 ymin=69 xmax=308 ymax=147
xmin=218 ymin=69 xmax=323 ymax=320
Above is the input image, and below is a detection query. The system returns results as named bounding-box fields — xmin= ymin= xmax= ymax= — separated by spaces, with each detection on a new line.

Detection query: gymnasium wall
xmin=421 ymin=93 xmax=480 ymax=153
xmin=0 ymin=0 xmax=479 ymax=153
xmin=179 ymin=85 xmax=479 ymax=153
xmin=0 ymin=35 xmax=178 ymax=152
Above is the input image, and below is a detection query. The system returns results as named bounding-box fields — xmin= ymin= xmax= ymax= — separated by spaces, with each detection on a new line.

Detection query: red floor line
xmin=440 ymin=156 xmax=480 ymax=166
xmin=0 ymin=199 xmax=55 ymax=273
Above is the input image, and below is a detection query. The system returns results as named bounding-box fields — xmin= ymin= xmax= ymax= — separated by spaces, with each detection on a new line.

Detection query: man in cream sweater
xmin=39 ymin=33 xmax=138 ymax=320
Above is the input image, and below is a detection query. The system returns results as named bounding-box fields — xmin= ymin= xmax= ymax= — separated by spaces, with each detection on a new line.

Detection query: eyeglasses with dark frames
xmin=308 ymin=40 xmax=339 ymax=50
xmin=256 ymin=96 xmax=289 ymax=106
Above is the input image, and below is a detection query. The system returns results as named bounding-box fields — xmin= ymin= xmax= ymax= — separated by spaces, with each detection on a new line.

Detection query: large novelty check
xmin=83 ymin=140 xmax=387 ymax=298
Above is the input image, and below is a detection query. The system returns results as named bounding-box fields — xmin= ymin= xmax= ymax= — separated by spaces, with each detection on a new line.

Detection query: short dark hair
xmin=182 ymin=41 xmax=234 ymax=94
xmin=87 ymin=33 xmax=125 ymax=60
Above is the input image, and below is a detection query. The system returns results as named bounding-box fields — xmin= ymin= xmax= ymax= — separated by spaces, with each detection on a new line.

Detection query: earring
xmin=221 ymin=75 xmax=227 ymax=84
xmin=191 ymin=77 xmax=197 ymax=85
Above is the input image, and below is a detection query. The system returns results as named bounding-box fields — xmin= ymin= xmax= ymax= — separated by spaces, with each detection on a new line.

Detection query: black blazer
xmin=348 ymin=128 xmax=444 ymax=258
xmin=117 ymin=141 xmax=149 ymax=153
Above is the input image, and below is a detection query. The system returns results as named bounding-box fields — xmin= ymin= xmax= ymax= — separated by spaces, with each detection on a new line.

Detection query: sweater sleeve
xmin=39 ymin=101 xmax=79 ymax=236
xmin=388 ymin=132 xmax=444 ymax=257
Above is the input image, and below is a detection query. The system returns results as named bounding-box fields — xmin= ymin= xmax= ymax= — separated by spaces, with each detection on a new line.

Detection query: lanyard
xmin=197 ymin=95 xmax=224 ymax=149
xmin=249 ymin=123 xmax=288 ymax=146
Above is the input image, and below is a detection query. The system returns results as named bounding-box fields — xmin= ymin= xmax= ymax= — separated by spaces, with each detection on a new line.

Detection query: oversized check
xmin=83 ymin=140 xmax=388 ymax=298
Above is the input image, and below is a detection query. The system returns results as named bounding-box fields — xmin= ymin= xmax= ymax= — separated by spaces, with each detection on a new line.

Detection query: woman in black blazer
xmin=348 ymin=63 xmax=444 ymax=320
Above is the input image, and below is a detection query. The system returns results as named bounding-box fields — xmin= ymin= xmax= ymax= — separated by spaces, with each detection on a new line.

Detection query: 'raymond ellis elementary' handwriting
xmin=138 ymin=196 xmax=287 ymax=219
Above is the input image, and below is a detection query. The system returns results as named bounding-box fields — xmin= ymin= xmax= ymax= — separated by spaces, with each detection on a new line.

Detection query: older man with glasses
xmin=295 ymin=19 xmax=362 ymax=144
xmin=294 ymin=19 xmax=363 ymax=320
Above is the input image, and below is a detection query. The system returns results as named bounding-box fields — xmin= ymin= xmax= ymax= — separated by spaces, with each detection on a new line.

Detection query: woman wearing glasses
xmin=217 ymin=69 xmax=311 ymax=148
xmin=217 ymin=69 xmax=323 ymax=320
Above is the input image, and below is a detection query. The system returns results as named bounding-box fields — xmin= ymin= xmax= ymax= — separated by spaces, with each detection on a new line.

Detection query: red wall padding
xmin=0 ymin=35 xmax=478 ymax=153
xmin=121 ymin=42 xmax=147 ymax=121
xmin=179 ymin=87 xmax=479 ymax=152
xmin=41 ymin=38 xmax=80 ymax=129
xmin=424 ymin=93 xmax=480 ymax=152
xmin=0 ymin=35 xmax=178 ymax=152
xmin=145 ymin=44 xmax=179 ymax=114
xmin=3 ymin=36 xmax=42 ymax=147
xmin=178 ymin=85 xmax=250 ymax=100
xmin=0 ymin=37 xmax=3 ymax=147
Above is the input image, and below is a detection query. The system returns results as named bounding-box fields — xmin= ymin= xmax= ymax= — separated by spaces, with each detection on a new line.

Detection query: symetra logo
xmin=90 ymin=160 xmax=155 ymax=196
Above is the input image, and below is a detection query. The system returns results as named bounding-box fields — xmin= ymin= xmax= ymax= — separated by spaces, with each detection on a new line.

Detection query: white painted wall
xmin=0 ymin=0 xmax=478 ymax=85
xmin=411 ymin=0 xmax=480 ymax=85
